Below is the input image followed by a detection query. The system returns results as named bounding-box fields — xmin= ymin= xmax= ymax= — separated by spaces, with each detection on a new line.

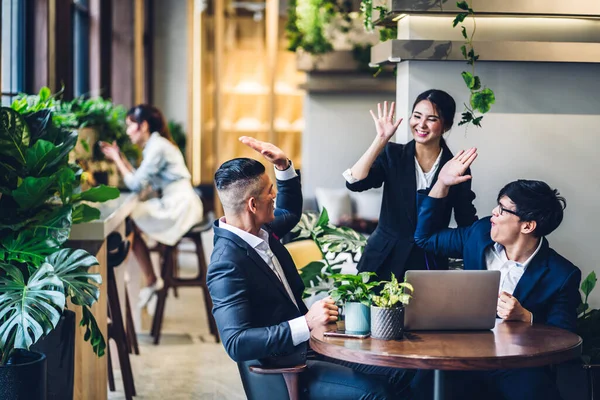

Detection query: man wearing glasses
xmin=412 ymin=148 xmax=581 ymax=400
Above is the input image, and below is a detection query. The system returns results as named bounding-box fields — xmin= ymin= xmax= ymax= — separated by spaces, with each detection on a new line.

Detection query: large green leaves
xmin=29 ymin=206 xmax=73 ymax=245
xmin=0 ymin=231 xmax=59 ymax=266
xmin=320 ymin=226 xmax=367 ymax=254
xmin=72 ymin=203 xmax=101 ymax=224
xmin=38 ymin=249 xmax=105 ymax=358
xmin=11 ymin=176 xmax=57 ymax=209
xmin=0 ymin=107 xmax=29 ymax=167
xmin=71 ymin=185 xmax=120 ymax=203
xmin=0 ymin=263 xmax=65 ymax=353
xmin=46 ymin=248 xmax=101 ymax=307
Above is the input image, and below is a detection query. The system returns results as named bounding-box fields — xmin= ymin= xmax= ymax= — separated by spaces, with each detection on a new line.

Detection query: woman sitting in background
xmin=100 ymin=104 xmax=203 ymax=307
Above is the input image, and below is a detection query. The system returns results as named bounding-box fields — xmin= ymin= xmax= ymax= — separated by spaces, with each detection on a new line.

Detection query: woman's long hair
xmin=127 ymin=104 xmax=176 ymax=144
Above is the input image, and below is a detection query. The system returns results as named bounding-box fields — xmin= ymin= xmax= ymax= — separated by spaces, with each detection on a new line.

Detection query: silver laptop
xmin=404 ymin=270 xmax=501 ymax=331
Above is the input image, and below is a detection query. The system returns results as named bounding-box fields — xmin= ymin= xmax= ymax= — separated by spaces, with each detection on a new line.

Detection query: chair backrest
xmin=237 ymin=361 xmax=291 ymax=400
xmin=285 ymin=239 xmax=322 ymax=270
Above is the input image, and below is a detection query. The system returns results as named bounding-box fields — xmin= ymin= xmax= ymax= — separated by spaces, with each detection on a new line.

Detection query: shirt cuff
xmin=288 ymin=316 xmax=310 ymax=346
xmin=530 ymin=312 xmax=534 ymax=325
xmin=123 ymin=172 xmax=137 ymax=191
xmin=342 ymin=168 xmax=359 ymax=184
xmin=274 ymin=160 xmax=298 ymax=181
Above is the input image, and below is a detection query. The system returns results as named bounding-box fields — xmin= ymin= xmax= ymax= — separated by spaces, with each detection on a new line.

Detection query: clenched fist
xmin=305 ymin=296 xmax=339 ymax=330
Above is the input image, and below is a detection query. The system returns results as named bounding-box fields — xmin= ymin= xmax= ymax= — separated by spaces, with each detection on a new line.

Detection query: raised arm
xmin=239 ymin=136 xmax=302 ymax=238
xmin=344 ymin=101 xmax=402 ymax=191
xmin=415 ymin=148 xmax=479 ymax=257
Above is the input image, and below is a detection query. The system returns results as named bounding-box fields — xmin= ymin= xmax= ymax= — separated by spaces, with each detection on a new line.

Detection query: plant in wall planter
xmin=329 ymin=272 xmax=378 ymax=334
xmin=290 ymin=208 xmax=367 ymax=305
xmin=0 ymin=106 xmax=118 ymax=399
xmin=371 ymin=273 xmax=413 ymax=340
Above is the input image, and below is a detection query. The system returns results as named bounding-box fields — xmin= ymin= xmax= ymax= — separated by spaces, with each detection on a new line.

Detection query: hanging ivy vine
xmin=453 ymin=1 xmax=495 ymax=128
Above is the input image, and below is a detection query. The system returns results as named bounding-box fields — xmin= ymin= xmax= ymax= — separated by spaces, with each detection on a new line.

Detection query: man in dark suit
xmin=207 ymin=137 xmax=402 ymax=399
xmin=412 ymin=147 xmax=581 ymax=400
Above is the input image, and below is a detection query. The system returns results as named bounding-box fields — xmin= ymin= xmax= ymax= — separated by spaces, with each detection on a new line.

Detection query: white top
xmin=342 ymin=149 xmax=444 ymax=190
xmin=123 ymin=132 xmax=191 ymax=192
xmin=219 ymin=163 xmax=310 ymax=346
xmin=485 ymin=239 xmax=543 ymax=295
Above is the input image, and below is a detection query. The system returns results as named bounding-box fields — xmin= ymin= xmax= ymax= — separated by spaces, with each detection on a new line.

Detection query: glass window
xmin=1 ymin=0 xmax=25 ymax=106
xmin=73 ymin=0 xmax=90 ymax=97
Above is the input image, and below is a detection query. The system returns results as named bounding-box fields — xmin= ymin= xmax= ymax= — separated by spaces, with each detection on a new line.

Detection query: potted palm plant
xmin=370 ymin=273 xmax=413 ymax=340
xmin=329 ymin=272 xmax=378 ymax=334
xmin=0 ymin=106 xmax=118 ymax=399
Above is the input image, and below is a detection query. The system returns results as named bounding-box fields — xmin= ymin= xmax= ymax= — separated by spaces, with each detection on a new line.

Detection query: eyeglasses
xmin=497 ymin=203 xmax=519 ymax=217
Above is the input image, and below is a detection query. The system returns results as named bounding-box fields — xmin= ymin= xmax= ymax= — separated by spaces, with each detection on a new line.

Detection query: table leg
xmin=434 ymin=369 xmax=445 ymax=400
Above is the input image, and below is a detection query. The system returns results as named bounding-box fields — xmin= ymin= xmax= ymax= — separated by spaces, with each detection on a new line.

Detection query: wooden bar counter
xmin=68 ymin=193 xmax=138 ymax=400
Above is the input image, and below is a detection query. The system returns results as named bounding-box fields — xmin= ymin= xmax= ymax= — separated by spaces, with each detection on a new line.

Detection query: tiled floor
xmin=108 ymin=231 xmax=246 ymax=400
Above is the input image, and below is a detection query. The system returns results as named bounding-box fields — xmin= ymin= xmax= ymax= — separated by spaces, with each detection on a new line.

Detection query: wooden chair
xmin=238 ymin=361 xmax=307 ymax=400
xmin=150 ymin=212 xmax=219 ymax=345
xmin=106 ymin=235 xmax=136 ymax=399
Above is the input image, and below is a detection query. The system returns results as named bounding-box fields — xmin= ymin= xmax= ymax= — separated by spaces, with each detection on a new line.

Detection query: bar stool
xmin=150 ymin=212 xmax=219 ymax=345
xmin=106 ymin=233 xmax=136 ymax=399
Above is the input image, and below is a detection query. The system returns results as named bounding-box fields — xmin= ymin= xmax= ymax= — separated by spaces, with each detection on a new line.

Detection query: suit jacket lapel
xmin=400 ymin=141 xmax=418 ymax=230
xmin=213 ymin=223 xmax=293 ymax=303
xmin=512 ymin=239 xmax=550 ymax=305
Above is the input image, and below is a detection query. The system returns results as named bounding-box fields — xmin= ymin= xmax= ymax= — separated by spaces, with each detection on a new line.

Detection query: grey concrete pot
xmin=370 ymin=305 xmax=404 ymax=340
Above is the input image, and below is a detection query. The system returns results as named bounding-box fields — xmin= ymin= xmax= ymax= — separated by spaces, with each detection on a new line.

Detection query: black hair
xmin=412 ymin=89 xmax=457 ymax=132
xmin=127 ymin=104 xmax=175 ymax=144
xmin=497 ymin=180 xmax=567 ymax=237
xmin=214 ymin=158 xmax=266 ymax=191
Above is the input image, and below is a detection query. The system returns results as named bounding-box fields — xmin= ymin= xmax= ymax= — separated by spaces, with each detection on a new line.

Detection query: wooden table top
xmin=310 ymin=320 xmax=582 ymax=371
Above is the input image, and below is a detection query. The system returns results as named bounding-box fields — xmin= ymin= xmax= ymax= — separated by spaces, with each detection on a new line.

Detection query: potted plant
xmin=290 ymin=208 xmax=367 ymax=306
xmin=0 ymin=105 xmax=118 ymax=399
xmin=370 ymin=273 xmax=413 ymax=340
xmin=329 ymin=272 xmax=378 ymax=334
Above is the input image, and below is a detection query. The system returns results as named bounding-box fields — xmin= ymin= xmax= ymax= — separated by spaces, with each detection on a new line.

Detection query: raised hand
xmin=369 ymin=101 xmax=403 ymax=143
xmin=239 ymin=136 xmax=289 ymax=170
xmin=99 ymin=141 xmax=121 ymax=162
xmin=305 ymin=296 xmax=339 ymax=330
xmin=436 ymin=147 xmax=478 ymax=188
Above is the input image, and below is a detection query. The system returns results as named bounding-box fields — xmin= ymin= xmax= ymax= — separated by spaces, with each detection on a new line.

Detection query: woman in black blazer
xmin=344 ymin=89 xmax=477 ymax=281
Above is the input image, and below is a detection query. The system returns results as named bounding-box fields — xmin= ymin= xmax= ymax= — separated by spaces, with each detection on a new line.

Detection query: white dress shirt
xmin=342 ymin=149 xmax=443 ymax=191
xmin=485 ymin=239 xmax=543 ymax=295
xmin=219 ymin=163 xmax=310 ymax=346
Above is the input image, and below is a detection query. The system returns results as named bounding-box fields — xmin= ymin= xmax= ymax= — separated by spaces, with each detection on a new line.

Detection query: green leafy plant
xmin=11 ymin=86 xmax=78 ymax=129
xmin=66 ymin=96 xmax=139 ymax=162
xmin=372 ymin=273 xmax=413 ymax=308
xmin=329 ymin=272 xmax=378 ymax=307
xmin=0 ymin=106 xmax=119 ymax=365
xmin=577 ymin=271 xmax=600 ymax=364
xmin=291 ymin=208 xmax=367 ymax=298
xmin=453 ymin=1 xmax=495 ymax=128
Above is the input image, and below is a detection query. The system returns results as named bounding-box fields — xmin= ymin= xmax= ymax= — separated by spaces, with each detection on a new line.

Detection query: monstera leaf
xmin=0 ymin=263 xmax=65 ymax=357
xmin=320 ymin=226 xmax=367 ymax=255
xmin=45 ymin=248 xmax=106 ymax=357
xmin=46 ymin=248 xmax=101 ymax=307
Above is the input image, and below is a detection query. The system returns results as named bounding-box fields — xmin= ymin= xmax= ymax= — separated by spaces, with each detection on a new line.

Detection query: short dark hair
xmin=497 ymin=180 xmax=566 ymax=237
xmin=214 ymin=158 xmax=266 ymax=214
xmin=412 ymin=89 xmax=456 ymax=132
xmin=214 ymin=158 xmax=265 ymax=191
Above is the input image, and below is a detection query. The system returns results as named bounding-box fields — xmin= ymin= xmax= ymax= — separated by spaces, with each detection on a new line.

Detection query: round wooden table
xmin=310 ymin=320 xmax=581 ymax=400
